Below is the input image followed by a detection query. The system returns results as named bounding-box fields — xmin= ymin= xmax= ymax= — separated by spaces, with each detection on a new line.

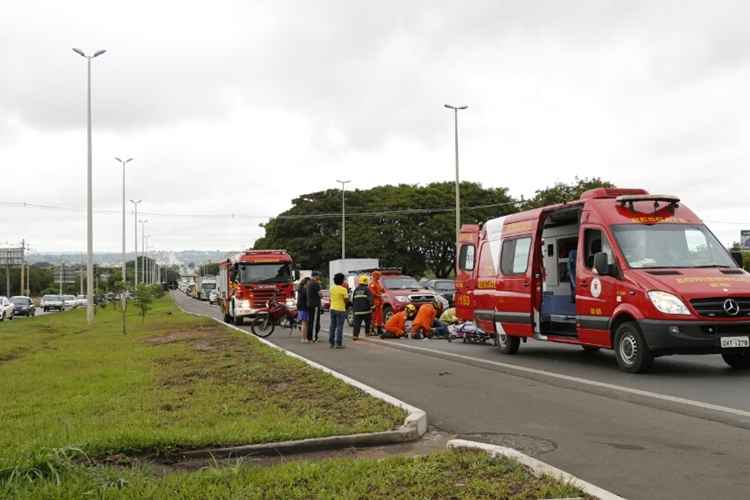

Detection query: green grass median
xmin=1 ymin=449 xmax=587 ymax=499
xmin=0 ymin=298 xmax=405 ymax=471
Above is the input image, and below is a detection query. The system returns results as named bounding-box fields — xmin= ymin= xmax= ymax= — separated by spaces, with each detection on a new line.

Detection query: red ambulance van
xmin=455 ymin=188 xmax=750 ymax=372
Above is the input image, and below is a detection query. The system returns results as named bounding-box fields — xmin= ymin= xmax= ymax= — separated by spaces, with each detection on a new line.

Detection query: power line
xmin=0 ymin=200 xmax=521 ymax=220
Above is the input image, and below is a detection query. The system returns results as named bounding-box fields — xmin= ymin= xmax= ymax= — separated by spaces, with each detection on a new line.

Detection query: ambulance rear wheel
xmin=722 ymin=349 xmax=750 ymax=369
xmin=614 ymin=322 xmax=652 ymax=373
xmin=497 ymin=332 xmax=520 ymax=354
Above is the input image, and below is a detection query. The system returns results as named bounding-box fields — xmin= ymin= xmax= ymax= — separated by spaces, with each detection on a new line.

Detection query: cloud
xmin=3 ymin=0 xmax=750 ymax=252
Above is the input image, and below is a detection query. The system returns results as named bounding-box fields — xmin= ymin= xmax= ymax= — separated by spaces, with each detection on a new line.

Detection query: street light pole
xmin=115 ymin=158 xmax=133 ymax=289
xmin=73 ymin=47 xmax=106 ymax=324
xmin=140 ymin=222 xmax=148 ymax=284
xmin=335 ymin=180 xmax=351 ymax=261
xmin=130 ymin=200 xmax=141 ymax=286
xmin=444 ymin=104 xmax=468 ymax=248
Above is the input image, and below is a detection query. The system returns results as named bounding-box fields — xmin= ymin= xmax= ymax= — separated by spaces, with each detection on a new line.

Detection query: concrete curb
xmin=175 ymin=303 xmax=427 ymax=460
xmin=350 ymin=334 xmax=750 ymax=431
xmin=447 ymin=439 xmax=626 ymax=500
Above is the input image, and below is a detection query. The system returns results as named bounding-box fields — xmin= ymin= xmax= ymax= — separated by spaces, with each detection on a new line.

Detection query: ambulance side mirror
xmin=593 ymin=252 xmax=611 ymax=277
xmin=731 ymin=250 xmax=744 ymax=268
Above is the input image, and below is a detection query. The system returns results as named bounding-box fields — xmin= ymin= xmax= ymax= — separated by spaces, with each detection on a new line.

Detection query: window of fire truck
xmin=238 ymin=263 xmax=293 ymax=283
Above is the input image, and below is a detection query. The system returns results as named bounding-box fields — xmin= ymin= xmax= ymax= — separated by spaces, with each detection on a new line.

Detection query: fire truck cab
xmin=456 ymin=188 xmax=750 ymax=372
xmin=218 ymin=249 xmax=297 ymax=325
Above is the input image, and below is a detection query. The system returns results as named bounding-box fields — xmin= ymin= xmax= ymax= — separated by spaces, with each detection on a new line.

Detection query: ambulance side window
xmin=477 ymin=242 xmax=497 ymax=277
xmin=584 ymin=229 xmax=612 ymax=268
xmin=501 ymin=236 xmax=532 ymax=275
xmin=459 ymin=244 xmax=475 ymax=271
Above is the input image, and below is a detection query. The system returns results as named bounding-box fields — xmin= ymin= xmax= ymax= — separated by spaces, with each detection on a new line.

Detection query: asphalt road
xmin=174 ymin=292 xmax=750 ymax=500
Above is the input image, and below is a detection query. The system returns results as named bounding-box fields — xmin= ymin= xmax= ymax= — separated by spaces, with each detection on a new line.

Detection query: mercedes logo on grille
xmin=723 ymin=298 xmax=740 ymax=316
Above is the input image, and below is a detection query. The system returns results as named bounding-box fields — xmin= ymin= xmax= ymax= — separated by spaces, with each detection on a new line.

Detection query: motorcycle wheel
xmin=251 ymin=315 xmax=275 ymax=337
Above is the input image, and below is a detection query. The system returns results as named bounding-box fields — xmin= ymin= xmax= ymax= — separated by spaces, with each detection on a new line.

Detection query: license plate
xmin=720 ymin=336 xmax=750 ymax=349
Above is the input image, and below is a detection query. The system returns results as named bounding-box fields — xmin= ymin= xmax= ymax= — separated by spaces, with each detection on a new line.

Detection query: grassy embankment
xmin=0 ymin=297 xmax=586 ymax=499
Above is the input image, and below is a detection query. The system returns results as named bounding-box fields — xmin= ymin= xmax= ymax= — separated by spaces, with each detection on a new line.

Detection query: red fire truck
xmin=218 ymin=249 xmax=297 ymax=325
xmin=456 ymin=188 xmax=750 ymax=372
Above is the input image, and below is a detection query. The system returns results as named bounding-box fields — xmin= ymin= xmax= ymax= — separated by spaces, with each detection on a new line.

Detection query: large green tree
xmin=521 ymin=177 xmax=614 ymax=209
xmin=255 ymin=182 xmax=515 ymax=278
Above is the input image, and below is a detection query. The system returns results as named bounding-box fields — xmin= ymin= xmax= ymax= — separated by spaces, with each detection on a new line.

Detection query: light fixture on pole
xmin=444 ymin=104 xmax=468 ymax=249
xmin=335 ymin=180 xmax=351 ymax=261
xmin=73 ymin=47 xmax=107 ymax=324
xmin=130 ymin=200 xmax=142 ymax=286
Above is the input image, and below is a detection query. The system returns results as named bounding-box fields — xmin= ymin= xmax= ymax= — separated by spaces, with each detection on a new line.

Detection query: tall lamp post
xmin=115 ymin=158 xmax=133 ymax=289
xmin=130 ymin=200 xmax=142 ymax=286
xmin=335 ymin=180 xmax=351 ymax=261
xmin=140 ymin=221 xmax=149 ymax=284
xmin=73 ymin=47 xmax=106 ymax=324
xmin=444 ymin=104 xmax=468 ymax=248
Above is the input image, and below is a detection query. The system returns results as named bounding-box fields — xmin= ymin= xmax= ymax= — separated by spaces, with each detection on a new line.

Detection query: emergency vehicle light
xmin=616 ymin=194 xmax=680 ymax=210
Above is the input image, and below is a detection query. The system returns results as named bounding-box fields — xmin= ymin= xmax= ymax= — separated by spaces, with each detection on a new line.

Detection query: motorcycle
xmin=250 ymin=293 xmax=297 ymax=337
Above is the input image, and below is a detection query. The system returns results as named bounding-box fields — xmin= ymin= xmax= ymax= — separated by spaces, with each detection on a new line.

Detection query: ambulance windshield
xmin=612 ymin=224 xmax=736 ymax=269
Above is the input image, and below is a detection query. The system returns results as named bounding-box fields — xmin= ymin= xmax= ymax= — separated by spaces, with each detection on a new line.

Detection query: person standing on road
xmin=369 ymin=271 xmax=385 ymax=336
xmin=306 ymin=272 xmax=323 ymax=342
xmin=329 ymin=273 xmax=349 ymax=349
xmin=351 ymin=274 xmax=373 ymax=340
xmin=296 ymin=277 xmax=310 ymax=343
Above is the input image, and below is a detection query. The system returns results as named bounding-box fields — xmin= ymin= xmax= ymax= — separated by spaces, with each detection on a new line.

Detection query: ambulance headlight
xmin=395 ymin=296 xmax=409 ymax=303
xmin=237 ymin=299 xmax=251 ymax=309
xmin=285 ymin=298 xmax=296 ymax=307
xmin=647 ymin=291 xmax=690 ymax=315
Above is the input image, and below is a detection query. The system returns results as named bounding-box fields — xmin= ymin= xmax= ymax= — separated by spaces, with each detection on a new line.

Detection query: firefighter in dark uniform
xmin=351 ymin=275 xmax=373 ymax=340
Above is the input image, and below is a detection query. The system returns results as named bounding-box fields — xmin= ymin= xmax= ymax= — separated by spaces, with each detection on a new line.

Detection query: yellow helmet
xmin=359 ymin=274 xmax=369 ymax=285
xmin=405 ymin=304 xmax=417 ymax=317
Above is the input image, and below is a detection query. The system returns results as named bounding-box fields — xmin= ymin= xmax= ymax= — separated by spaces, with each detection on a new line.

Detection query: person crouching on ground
xmin=329 ymin=273 xmax=349 ymax=349
xmin=382 ymin=304 xmax=417 ymax=338
xmin=351 ymin=274 xmax=372 ymax=340
xmin=296 ymin=277 xmax=310 ymax=343
xmin=411 ymin=300 xmax=447 ymax=339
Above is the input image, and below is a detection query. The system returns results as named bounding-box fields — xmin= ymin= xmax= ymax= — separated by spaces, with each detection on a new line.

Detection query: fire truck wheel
xmin=722 ymin=349 xmax=750 ymax=369
xmin=497 ymin=332 xmax=520 ymax=354
xmin=614 ymin=322 xmax=652 ymax=373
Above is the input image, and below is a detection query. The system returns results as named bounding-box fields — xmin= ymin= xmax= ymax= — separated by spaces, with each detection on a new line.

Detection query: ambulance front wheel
xmin=497 ymin=332 xmax=520 ymax=354
xmin=614 ymin=322 xmax=652 ymax=373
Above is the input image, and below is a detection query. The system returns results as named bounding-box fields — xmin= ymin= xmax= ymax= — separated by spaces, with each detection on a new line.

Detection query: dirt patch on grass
xmin=144 ymin=327 xmax=221 ymax=346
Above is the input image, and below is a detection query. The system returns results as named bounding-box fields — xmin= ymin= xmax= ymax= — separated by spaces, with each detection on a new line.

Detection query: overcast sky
xmin=2 ymin=1 xmax=749 ymax=254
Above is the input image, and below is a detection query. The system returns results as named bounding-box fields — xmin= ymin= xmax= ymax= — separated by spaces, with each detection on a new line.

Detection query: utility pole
xmin=19 ymin=239 xmax=25 ymax=297
xmin=444 ymin=104 xmax=468 ymax=248
xmin=140 ymin=222 xmax=148 ymax=285
xmin=130 ymin=200 xmax=142 ymax=286
xmin=73 ymin=48 xmax=106 ymax=324
xmin=335 ymin=179 xmax=351 ymax=261
xmin=59 ymin=264 xmax=63 ymax=296
xmin=115 ymin=158 xmax=133 ymax=288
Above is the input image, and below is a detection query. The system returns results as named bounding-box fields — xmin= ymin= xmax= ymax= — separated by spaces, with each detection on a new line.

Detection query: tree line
xmin=254 ymin=178 xmax=612 ymax=278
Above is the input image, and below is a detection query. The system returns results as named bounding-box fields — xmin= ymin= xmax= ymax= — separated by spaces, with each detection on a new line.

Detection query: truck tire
xmin=722 ymin=349 xmax=750 ymax=369
xmin=497 ymin=332 xmax=520 ymax=354
xmin=614 ymin=322 xmax=652 ymax=373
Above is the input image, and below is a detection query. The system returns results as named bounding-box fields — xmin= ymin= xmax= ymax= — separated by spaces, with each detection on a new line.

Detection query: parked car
xmin=41 ymin=294 xmax=64 ymax=312
xmin=208 ymin=289 xmax=219 ymax=304
xmin=63 ymin=295 xmax=77 ymax=309
xmin=75 ymin=294 xmax=88 ymax=307
xmin=0 ymin=297 xmax=15 ymax=321
xmin=10 ymin=296 xmax=35 ymax=317
xmin=423 ymin=279 xmax=456 ymax=308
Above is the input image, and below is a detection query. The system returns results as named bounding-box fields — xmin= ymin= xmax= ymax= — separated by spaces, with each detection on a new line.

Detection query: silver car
xmin=0 ymin=296 xmax=15 ymax=321
xmin=41 ymin=294 xmax=64 ymax=312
